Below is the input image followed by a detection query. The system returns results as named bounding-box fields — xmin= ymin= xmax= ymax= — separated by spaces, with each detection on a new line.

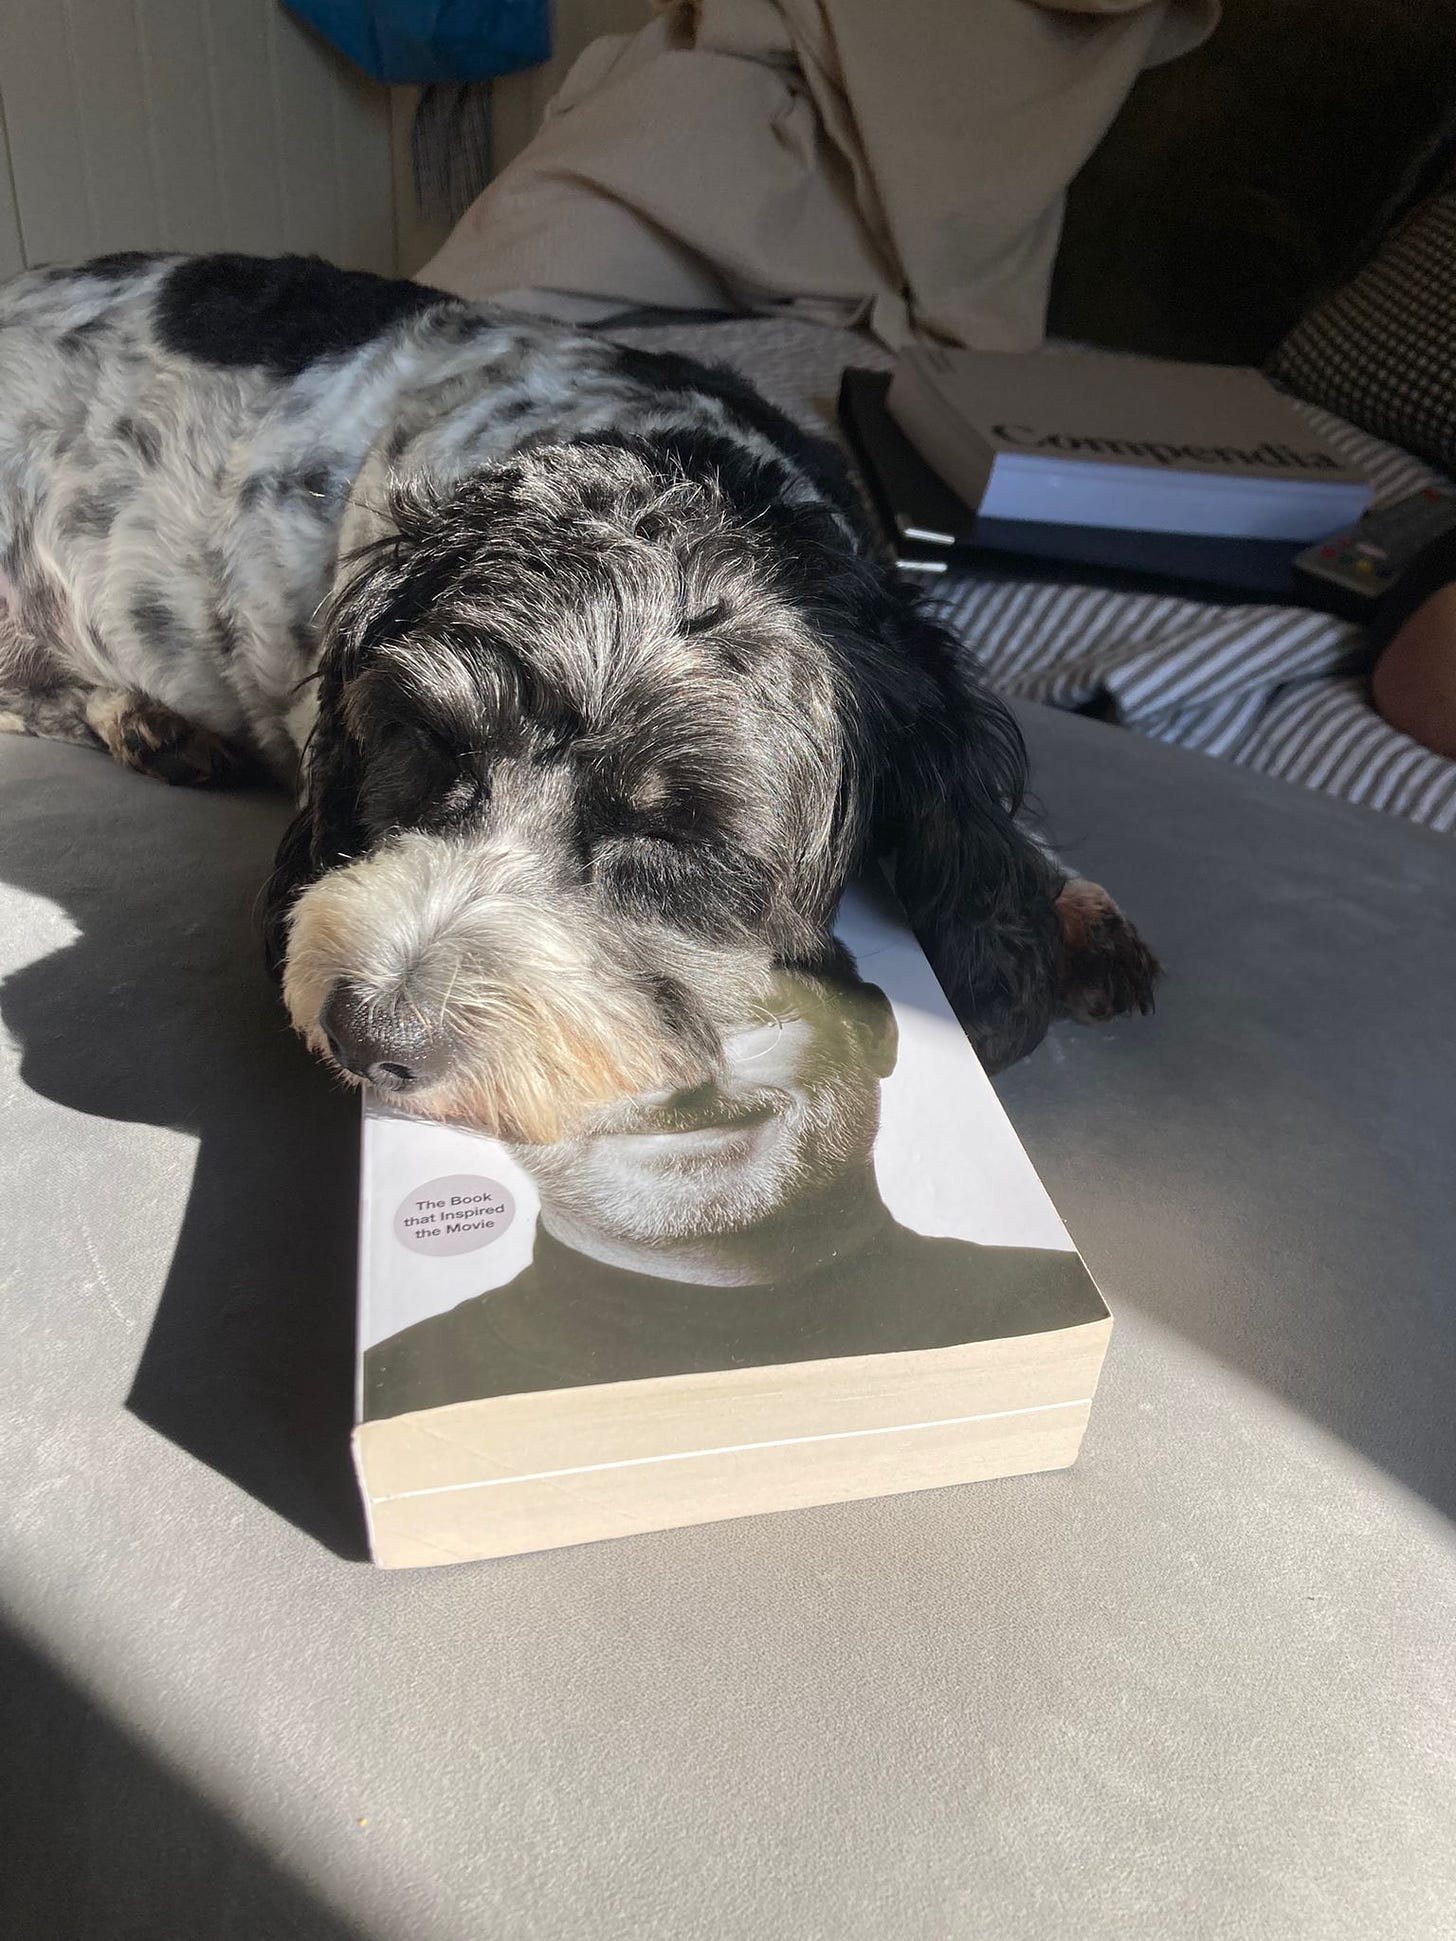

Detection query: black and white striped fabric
xmin=935 ymin=582 xmax=1456 ymax=833
xmin=608 ymin=314 xmax=1456 ymax=836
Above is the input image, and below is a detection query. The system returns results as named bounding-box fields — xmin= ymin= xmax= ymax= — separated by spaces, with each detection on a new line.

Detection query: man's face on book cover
xmin=511 ymin=967 xmax=898 ymax=1243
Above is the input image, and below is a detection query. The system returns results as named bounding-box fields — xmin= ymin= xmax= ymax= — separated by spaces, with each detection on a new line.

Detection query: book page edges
xmin=354 ymin=1314 xmax=1112 ymax=1567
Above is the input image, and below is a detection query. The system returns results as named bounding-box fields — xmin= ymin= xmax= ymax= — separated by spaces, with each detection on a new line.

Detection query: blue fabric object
xmin=287 ymin=1 xmax=549 ymax=84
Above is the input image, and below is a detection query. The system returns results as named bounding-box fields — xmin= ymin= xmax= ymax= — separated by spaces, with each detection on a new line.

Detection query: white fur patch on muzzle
xmin=281 ymin=827 xmax=750 ymax=1141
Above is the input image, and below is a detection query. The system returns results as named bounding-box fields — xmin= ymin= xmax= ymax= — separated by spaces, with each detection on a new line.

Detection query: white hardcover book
xmin=353 ymin=880 xmax=1112 ymax=1568
xmin=887 ymin=347 xmax=1371 ymax=541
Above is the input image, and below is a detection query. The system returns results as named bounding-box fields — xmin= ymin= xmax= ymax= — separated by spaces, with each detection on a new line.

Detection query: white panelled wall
xmin=0 ymin=0 xmax=650 ymax=281
xmin=0 ymin=83 xmax=23 ymax=281
xmin=0 ymin=0 xmax=400 ymax=275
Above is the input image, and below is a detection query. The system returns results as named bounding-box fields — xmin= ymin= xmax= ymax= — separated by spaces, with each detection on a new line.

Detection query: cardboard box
xmin=354 ymin=881 xmax=1111 ymax=1567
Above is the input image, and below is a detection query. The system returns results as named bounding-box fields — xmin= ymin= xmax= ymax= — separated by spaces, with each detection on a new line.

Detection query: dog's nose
xmin=320 ymin=982 xmax=451 ymax=1094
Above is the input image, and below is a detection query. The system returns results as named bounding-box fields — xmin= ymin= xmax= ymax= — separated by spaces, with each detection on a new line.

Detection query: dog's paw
xmin=1054 ymin=878 xmax=1160 ymax=1025
xmin=84 ymin=690 xmax=254 ymax=788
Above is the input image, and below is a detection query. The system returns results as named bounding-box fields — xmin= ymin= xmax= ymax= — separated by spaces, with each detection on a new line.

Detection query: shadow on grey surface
xmin=0 ymin=1624 xmax=368 ymax=1941
xmin=0 ymin=740 xmax=367 ymax=1561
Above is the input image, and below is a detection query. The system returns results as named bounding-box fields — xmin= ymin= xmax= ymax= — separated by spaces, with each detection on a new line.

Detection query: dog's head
xmin=264 ymin=440 xmax=1069 ymax=1138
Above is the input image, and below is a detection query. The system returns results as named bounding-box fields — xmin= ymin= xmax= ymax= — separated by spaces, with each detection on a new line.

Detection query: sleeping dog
xmin=0 ymin=252 xmax=1157 ymax=1139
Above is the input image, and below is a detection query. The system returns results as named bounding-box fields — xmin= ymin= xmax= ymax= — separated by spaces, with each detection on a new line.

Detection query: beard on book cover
xmin=516 ymin=966 xmax=898 ymax=1267
xmin=363 ymin=964 xmax=1103 ymax=1420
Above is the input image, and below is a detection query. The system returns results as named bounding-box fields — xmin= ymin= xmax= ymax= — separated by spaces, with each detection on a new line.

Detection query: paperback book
xmin=354 ymin=880 xmax=1112 ymax=1568
xmin=886 ymin=346 xmax=1371 ymax=543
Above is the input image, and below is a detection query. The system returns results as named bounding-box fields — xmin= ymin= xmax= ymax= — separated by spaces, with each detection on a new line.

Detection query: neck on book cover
xmin=536 ymin=1162 xmax=897 ymax=1288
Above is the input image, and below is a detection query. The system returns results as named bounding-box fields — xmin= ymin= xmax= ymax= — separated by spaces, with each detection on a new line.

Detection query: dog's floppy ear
xmin=260 ymin=703 xmax=365 ymax=977
xmin=768 ymin=527 xmax=1068 ymax=1072
xmin=260 ymin=518 xmax=425 ymax=976
xmin=261 ymin=802 xmax=317 ymax=978
xmin=874 ymin=603 xmax=1067 ymax=1072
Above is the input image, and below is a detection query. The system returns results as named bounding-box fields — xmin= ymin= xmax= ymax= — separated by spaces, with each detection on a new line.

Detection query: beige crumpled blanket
xmin=420 ymin=0 xmax=1218 ymax=351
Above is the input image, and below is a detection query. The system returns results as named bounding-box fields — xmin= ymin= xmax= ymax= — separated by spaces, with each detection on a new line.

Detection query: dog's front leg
xmin=1052 ymin=874 xmax=1161 ymax=1027
xmin=78 ymin=688 xmax=256 ymax=787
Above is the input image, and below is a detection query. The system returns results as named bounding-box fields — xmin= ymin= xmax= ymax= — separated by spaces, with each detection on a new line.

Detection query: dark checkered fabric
xmin=1271 ymin=183 xmax=1456 ymax=473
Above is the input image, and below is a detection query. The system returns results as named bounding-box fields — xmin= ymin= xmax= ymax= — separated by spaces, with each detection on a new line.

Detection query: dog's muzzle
xmin=278 ymin=821 xmax=765 ymax=1140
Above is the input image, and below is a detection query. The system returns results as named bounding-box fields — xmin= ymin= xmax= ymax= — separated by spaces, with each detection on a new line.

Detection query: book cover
xmin=887 ymin=347 xmax=1372 ymax=541
xmin=353 ymin=880 xmax=1112 ymax=1568
xmin=838 ymin=369 xmax=1339 ymax=605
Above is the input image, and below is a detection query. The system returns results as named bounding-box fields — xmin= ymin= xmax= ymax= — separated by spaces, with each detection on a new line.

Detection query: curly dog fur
xmin=0 ymin=251 xmax=1156 ymax=1136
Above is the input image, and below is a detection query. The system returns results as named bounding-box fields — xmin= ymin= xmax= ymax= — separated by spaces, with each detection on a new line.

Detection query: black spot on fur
xmin=59 ymin=315 xmax=111 ymax=352
xmin=60 ymin=490 xmax=118 ymax=540
xmin=426 ymin=307 xmax=493 ymax=344
xmin=115 ymin=416 xmax=161 ymax=466
xmin=608 ymin=343 xmax=869 ymax=536
xmin=492 ymin=395 xmax=536 ymax=426
xmin=154 ymin=253 xmax=452 ymax=379
xmin=286 ymin=466 xmax=342 ymax=509
xmin=52 ymin=416 xmax=85 ymax=461
xmin=199 ymin=546 xmax=242 ymax=658
xmin=715 ymin=636 xmax=761 ymax=677
xmin=131 ymin=592 xmax=187 ymax=656
xmin=213 ymin=604 xmax=242 ymax=659
xmin=44 ymin=251 xmax=159 ymax=284
xmin=0 ymin=521 xmax=29 ymax=583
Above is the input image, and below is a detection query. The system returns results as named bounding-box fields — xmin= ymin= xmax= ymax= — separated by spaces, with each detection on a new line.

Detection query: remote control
xmin=1294 ymin=487 xmax=1456 ymax=605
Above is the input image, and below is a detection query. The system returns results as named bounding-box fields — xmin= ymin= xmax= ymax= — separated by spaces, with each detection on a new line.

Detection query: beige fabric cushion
xmin=420 ymin=0 xmax=1217 ymax=352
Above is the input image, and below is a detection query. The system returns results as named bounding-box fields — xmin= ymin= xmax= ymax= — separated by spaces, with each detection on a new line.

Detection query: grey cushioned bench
xmin=2 ymin=704 xmax=1453 ymax=1940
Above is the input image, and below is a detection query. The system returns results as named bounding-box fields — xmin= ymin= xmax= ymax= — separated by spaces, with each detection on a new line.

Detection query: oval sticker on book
xmin=393 ymin=1175 xmax=516 ymax=1256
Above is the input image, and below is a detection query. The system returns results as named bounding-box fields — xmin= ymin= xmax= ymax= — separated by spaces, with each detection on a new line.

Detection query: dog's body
xmin=1 ymin=251 xmax=1156 ymax=1135
xmin=0 ymin=252 xmax=855 ymax=776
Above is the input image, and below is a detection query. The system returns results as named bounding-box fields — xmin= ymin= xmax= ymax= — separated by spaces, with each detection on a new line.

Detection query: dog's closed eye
xmin=357 ymin=717 xmax=485 ymax=833
xmin=681 ymin=600 xmax=728 ymax=637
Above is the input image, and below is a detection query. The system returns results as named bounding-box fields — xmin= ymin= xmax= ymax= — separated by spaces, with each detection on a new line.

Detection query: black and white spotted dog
xmin=0 ymin=251 xmax=1156 ymax=1139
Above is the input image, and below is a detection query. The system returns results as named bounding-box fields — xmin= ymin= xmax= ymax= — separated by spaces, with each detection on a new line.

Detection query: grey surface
xmin=2 ymin=708 xmax=1453 ymax=1941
